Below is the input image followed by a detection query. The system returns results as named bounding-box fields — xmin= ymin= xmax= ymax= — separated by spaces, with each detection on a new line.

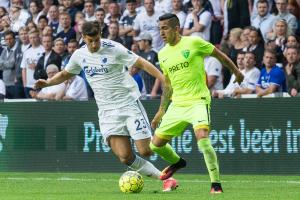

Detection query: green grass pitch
xmin=0 ymin=173 xmax=299 ymax=200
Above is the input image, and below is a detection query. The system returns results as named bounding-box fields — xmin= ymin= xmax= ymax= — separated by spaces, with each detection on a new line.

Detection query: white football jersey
xmin=65 ymin=39 xmax=140 ymax=110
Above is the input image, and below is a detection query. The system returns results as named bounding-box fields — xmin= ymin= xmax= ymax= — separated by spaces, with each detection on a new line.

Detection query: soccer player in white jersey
xmin=34 ymin=21 xmax=177 ymax=192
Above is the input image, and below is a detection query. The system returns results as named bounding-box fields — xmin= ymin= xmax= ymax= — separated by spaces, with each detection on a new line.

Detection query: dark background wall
xmin=0 ymin=98 xmax=299 ymax=174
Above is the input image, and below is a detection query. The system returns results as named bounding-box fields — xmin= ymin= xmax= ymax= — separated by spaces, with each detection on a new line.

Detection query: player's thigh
xmin=154 ymin=103 xmax=188 ymax=140
xmin=134 ymin=137 xmax=152 ymax=157
xmin=187 ymin=103 xmax=211 ymax=140
xmin=126 ymin=100 xmax=152 ymax=143
xmin=109 ymin=135 xmax=134 ymax=163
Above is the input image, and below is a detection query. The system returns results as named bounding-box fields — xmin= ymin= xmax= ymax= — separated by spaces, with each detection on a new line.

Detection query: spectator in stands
xmin=256 ymin=49 xmax=286 ymax=97
xmin=231 ymin=52 xmax=260 ymax=97
xmin=135 ymin=32 xmax=161 ymax=97
xmin=183 ymin=0 xmax=212 ymax=41
xmin=95 ymin=8 xmax=109 ymax=38
xmin=28 ymin=0 xmax=40 ymax=25
xmin=14 ymin=27 xmax=30 ymax=99
xmin=34 ymin=35 xmax=62 ymax=80
xmin=285 ymin=46 xmax=300 ymax=96
xmin=75 ymin=19 xmax=86 ymax=47
xmin=251 ymin=0 xmax=273 ymax=20
xmin=287 ymin=0 xmax=300 ymax=34
xmin=209 ymin=0 xmax=223 ymax=45
xmin=105 ymin=1 xmax=121 ymax=25
xmin=251 ymin=0 xmax=276 ymax=42
xmin=119 ymin=0 xmax=137 ymax=50
xmin=108 ymin=21 xmax=124 ymax=44
xmin=99 ymin=0 xmax=110 ymax=16
xmin=37 ymin=15 xmax=49 ymax=34
xmin=30 ymin=64 xmax=66 ymax=100
xmin=204 ymin=56 xmax=223 ymax=92
xmin=53 ymin=38 xmax=67 ymax=59
xmin=155 ymin=0 xmax=172 ymax=15
xmin=21 ymin=30 xmax=44 ymax=98
xmin=56 ymin=12 xmax=76 ymax=44
xmin=10 ymin=5 xmax=27 ymax=33
xmin=223 ymin=0 xmax=251 ymax=37
xmin=62 ymin=0 xmax=79 ymax=23
xmin=26 ymin=20 xmax=38 ymax=31
xmin=213 ymin=52 xmax=246 ymax=98
xmin=129 ymin=65 xmax=146 ymax=96
xmin=274 ymin=0 xmax=297 ymax=33
xmin=266 ymin=19 xmax=291 ymax=64
xmin=60 ymin=75 xmax=88 ymax=101
xmin=0 ymin=7 xmax=7 ymax=18
xmin=243 ymin=27 xmax=265 ymax=68
xmin=286 ymin=34 xmax=300 ymax=47
xmin=62 ymin=39 xmax=78 ymax=69
xmin=84 ymin=0 xmax=96 ymax=21
xmin=0 ymin=78 xmax=5 ymax=100
xmin=228 ymin=28 xmax=246 ymax=64
xmin=42 ymin=25 xmax=53 ymax=37
xmin=172 ymin=0 xmax=186 ymax=33
xmin=133 ymin=0 xmax=164 ymax=52
xmin=37 ymin=0 xmax=53 ymax=23
xmin=74 ymin=11 xmax=84 ymax=32
xmin=0 ymin=30 xmax=18 ymax=98
xmin=48 ymin=5 xmax=60 ymax=37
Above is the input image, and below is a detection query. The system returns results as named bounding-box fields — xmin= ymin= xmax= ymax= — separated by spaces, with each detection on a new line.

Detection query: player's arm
xmin=134 ymin=57 xmax=164 ymax=83
xmin=211 ymin=47 xmax=244 ymax=84
xmin=34 ymin=70 xmax=74 ymax=89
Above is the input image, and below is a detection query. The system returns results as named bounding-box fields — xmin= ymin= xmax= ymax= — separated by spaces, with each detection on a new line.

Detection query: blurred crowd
xmin=0 ymin=0 xmax=299 ymax=101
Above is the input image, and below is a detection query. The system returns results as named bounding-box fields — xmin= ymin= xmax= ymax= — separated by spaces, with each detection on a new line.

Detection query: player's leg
xmin=134 ymin=137 xmax=178 ymax=192
xmin=150 ymin=104 xmax=188 ymax=180
xmin=191 ymin=103 xmax=223 ymax=193
xmin=128 ymin=100 xmax=178 ymax=191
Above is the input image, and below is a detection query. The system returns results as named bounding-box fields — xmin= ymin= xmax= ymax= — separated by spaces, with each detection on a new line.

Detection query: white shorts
xmin=98 ymin=100 xmax=152 ymax=145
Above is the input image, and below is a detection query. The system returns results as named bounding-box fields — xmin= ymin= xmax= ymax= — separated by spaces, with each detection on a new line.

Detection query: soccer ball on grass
xmin=119 ymin=171 xmax=144 ymax=193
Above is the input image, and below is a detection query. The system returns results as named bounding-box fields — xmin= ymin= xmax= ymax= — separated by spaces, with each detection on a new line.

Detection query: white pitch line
xmin=0 ymin=177 xmax=299 ymax=184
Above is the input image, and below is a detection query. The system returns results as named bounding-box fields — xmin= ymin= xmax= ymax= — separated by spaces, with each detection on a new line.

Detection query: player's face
xmin=159 ymin=20 xmax=178 ymax=44
xmin=84 ymin=34 xmax=101 ymax=53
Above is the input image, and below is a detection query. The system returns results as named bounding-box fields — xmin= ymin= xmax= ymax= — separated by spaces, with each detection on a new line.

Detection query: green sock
xmin=197 ymin=138 xmax=220 ymax=183
xmin=150 ymin=143 xmax=180 ymax=164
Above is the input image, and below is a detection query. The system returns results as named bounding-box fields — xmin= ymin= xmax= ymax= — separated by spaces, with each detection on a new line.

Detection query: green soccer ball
xmin=119 ymin=171 xmax=144 ymax=193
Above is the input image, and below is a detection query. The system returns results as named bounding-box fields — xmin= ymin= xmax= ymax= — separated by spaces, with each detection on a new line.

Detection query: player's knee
xmin=118 ymin=154 xmax=135 ymax=165
xmin=149 ymin=142 xmax=160 ymax=153
xmin=138 ymin=147 xmax=152 ymax=157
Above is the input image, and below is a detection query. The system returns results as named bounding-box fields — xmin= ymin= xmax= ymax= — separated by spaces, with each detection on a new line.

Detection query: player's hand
xmin=34 ymin=79 xmax=49 ymax=89
xmin=151 ymin=109 xmax=165 ymax=129
xmin=234 ymin=72 xmax=244 ymax=85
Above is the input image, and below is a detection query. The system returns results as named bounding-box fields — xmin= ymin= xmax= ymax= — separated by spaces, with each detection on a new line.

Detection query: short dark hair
xmin=95 ymin=7 xmax=105 ymax=13
xmin=126 ymin=0 xmax=136 ymax=3
xmin=285 ymin=45 xmax=300 ymax=53
xmin=244 ymin=51 xmax=256 ymax=59
xmin=38 ymin=15 xmax=49 ymax=23
xmin=159 ymin=13 xmax=180 ymax=28
xmin=4 ymin=30 xmax=15 ymax=38
xmin=68 ymin=39 xmax=78 ymax=45
xmin=82 ymin=21 xmax=101 ymax=37
xmin=257 ymin=0 xmax=269 ymax=7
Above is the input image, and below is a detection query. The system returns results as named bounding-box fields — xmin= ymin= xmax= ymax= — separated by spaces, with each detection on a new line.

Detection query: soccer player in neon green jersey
xmin=149 ymin=13 xmax=244 ymax=194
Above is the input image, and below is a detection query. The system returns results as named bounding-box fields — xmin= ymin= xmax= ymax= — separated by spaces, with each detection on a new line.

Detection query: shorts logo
xmin=181 ymin=50 xmax=190 ymax=59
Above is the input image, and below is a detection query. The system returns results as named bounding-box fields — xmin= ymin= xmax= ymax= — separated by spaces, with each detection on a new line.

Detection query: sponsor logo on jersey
xmin=169 ymin=62 xmax=189 ymax=73
xmin=83 ymin=65 xmax=109 ymax=77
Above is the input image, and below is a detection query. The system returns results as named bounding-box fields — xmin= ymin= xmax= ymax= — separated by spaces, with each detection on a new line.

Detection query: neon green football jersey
xmin=158 ymin=36 xmax=215 ymax=106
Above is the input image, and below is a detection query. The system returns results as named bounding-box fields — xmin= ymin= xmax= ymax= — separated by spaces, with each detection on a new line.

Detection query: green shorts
xmin=155 ymin=102 xmax=211 ymax=140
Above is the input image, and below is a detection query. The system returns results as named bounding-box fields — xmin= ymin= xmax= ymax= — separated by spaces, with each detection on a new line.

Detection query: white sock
xmin=129 ymin=155 xmax=161 ymax=180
